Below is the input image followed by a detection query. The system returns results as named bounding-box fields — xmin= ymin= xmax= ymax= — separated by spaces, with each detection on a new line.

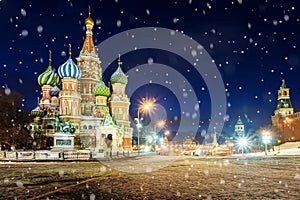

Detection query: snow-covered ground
xmin=1 ymin=154 xmax=300 ymax=199
xmin=233 ymin=142 xmax=300 ymax=157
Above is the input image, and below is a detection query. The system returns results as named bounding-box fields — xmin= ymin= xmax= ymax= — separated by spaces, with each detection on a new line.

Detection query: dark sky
xmin=0 ymin=0 xmax=299 ymax=140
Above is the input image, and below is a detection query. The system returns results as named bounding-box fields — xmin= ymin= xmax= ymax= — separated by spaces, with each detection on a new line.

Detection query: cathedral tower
xmin=37 ymin=50 xmax=60 ymax=109
xmin=109 ymin=55 xmax=130 ymax=127
xmin=76 ymin=6 xmax=102 ymax=116
xmin=274 ymin=79 xmax=294 ymax=116
xmin=234 ymin=116 xmax=245 ymax=137
xmin=93 ymin=79 xmax=110 ymax=118
xmin=58 ymin=44 xmax=82 ymax=121
xmin=109 ymin=55 xmax=132 ymax=150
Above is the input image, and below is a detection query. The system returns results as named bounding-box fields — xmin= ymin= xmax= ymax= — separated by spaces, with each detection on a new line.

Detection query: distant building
xmin=271 ymin=80 xmax=299 ymax=143
xmin=29 ymin=9 xmax=132 ymax=151
xmin=234 ymin=116 xmax=245 ymax=137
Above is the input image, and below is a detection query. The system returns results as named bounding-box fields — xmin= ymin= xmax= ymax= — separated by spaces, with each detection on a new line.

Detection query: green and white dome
xmin=93 ymin=79 xmax=110 ymax=97
xmin=31 ymin=106 xmax=44 ymax=118
xmin=38 ymin=65 xmax=60 ymax=86
xmin=110 ymin=55 xmax=127 ymax=85
xmin=38 ymin=50 xmax=60 ymax=86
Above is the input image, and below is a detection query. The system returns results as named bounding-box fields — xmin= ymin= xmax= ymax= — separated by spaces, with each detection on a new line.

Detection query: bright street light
xmin=237 ymin=137 xmax=248 ymax=155
xmin=136 ymin=98 xmax=156 ymax=155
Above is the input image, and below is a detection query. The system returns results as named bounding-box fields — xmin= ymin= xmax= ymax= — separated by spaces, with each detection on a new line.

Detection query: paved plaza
xmin=1 ymin=155 xmax=300 ymax=199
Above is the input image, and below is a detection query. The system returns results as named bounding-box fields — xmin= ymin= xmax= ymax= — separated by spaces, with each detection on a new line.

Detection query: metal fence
xmin=0 ymin=150 xmax=139 ymax=161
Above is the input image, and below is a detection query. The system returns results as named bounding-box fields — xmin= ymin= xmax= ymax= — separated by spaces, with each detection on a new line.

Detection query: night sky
xmin=0 ymin=0 xmax=299 ymax=141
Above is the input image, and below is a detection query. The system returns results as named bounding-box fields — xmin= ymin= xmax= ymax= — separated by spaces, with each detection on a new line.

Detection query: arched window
xmin=83 ymin=125 xmax=87 ymax=130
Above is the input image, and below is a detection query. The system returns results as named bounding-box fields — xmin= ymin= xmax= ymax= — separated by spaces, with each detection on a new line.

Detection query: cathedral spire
xmin=69 ymin=44 xmax=72 ymax=57
xmin=80 ymin=6 xmax=96 ymax=54
xmin=118 ymin=54 xmax=122 ymax=66
xmin=49 ymin=50 xmax=52 ymax=66
xmin=85 ymin=5 xmax=94 ymax=27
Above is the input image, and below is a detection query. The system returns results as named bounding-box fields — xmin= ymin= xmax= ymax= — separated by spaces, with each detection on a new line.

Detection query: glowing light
xmin=238 ymin=138 xmax=248 ymax=147
xmin=164 ymin=130 xmax=170 ymax=135
xmin=144 ymin=145 xmax=151 ymax=152
xmin=139 ymin=97 xmax=156 ymax=114
xmin=156 ymin=119 xmax=166 ymax=128
xmin=234 ymin=136 xmax=251 ymax=154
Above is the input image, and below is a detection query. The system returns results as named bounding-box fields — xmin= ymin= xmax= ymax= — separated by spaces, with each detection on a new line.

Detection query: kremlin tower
xmin=272 ymin=80 xmax=299 ymax=143
xmin=30 ymin=7 xmax=133 ymax=151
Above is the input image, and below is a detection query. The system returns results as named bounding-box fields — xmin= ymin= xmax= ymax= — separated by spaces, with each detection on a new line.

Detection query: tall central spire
xmin=81 ymin=6 xmax=95 ymax=54
xmin=85 ymin=6 xmax=94 ymax=26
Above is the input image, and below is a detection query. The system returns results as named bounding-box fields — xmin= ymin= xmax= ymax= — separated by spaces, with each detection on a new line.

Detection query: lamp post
xmin=137 ymin=108 xmax=141 ymax=155
xmin=262 ymin=131 xmax=271 ymax=156
xmin=154 ymin=120 xmax=166 ymax=152
xmin=238 ymin=137 xmax=248 ymax=156
xmin=136 ymin=99 xmax=155 ymax=155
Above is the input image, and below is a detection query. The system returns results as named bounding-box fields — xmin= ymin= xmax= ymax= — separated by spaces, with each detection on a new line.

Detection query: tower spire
xmin=281 ymin=79 xmax=286 ymax=88
xmin=85 ymin=6 xmax=94 ymax=26
xmin=118 ymin=54 xmax=122 ymax=66
xmin=69 ymin=44 xmax=72 ymax=57
xmin=49 ymin=50 xmax=52 ymax=65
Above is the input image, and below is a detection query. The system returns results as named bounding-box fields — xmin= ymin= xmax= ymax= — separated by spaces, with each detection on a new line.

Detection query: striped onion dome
xmin=38 ymin=51 xmax=60 ymax=86
xmin=49 ymin=85 xmax=61 ymax=97
xmin=38 ymin=65 xmax=60 ymax=86
xmin=31 ymin=106 xmax=44 ymax=118
xmin=110 ymin=55 xmax=127 ymax=85
xmin=93 ymin=79 xmax=110 ymax=97
xmin=58 ymin=45 xmax=81 ymax=79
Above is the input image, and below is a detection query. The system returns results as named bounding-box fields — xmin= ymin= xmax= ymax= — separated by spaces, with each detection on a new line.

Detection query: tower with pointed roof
xmin=274 ymin=79 xmax=294 ymax=116
xmin=76 ymin=6 xmax=102 ymax=116
xmin=234 ymin=116 xmax=245 ymax=137
xmin=271 ymin=80 xmax=297 ymax=143
xmin=109 ymin=55 xmax=133 ymax=149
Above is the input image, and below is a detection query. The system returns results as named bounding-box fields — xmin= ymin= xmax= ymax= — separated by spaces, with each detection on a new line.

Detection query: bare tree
xmin=0 ymin=88 xmax=31 ymax=150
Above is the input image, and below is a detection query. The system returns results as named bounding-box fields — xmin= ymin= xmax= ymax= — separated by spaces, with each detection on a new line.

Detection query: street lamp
xmin=262 ymin=130 xmax=272 ymax=156
xmin=154 ymin=120 xmax=166 ymax=151
xmin=237 ymin=137 xmax=248 ymax=155
xmin=136 ymin=99 xmax=155 ymax=155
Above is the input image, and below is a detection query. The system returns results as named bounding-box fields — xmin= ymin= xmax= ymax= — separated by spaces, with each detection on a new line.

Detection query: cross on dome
xmin=118 ymin=54 xmax=122 ymax=66
xmin=69 ymin=44 xmax=72 ymax=57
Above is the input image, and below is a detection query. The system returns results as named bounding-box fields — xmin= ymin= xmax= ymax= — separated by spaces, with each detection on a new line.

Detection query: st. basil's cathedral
xmin=30 ymin=9 xmax=133 ymax=152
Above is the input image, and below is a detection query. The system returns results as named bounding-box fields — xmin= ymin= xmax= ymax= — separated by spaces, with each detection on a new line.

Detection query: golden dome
xmin=85 ymin=6 xmax=94 ymax=26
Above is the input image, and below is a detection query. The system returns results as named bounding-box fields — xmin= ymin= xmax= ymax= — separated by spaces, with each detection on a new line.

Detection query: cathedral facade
xmin=271 ymin=80 xmax=300 ymax=143
xmin=30 ymin=10 xmax=133 ymax=152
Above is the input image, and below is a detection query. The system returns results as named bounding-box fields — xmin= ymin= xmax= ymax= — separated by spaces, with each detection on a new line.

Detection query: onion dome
xmin=85 ymin=6 xmax=94 ymax=26
xmin=110 ymin=55 xmax=128 ymax=85
xmin=93 ymin=79 xmax=110 ymax=97
xmin=49 ymin=85 xmax=61 ymax=97
xmin=58 ymin=44 xmax=81 ymax=79
xmin=31 ymin=105 xmax=44 ymax=118
xmin=38 ymin=50 xmax=60 ymax=86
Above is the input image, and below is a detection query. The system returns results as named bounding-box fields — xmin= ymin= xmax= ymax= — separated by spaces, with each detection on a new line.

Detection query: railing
xmin=0 ymin=150 xmax=140 ymax=161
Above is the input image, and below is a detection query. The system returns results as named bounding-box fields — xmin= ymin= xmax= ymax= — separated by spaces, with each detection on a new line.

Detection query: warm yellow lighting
xmin=262 ymin=130 xmax=271 ymax=136
xmin=156 ymin=120 xmax=166 ymax=128
xmin=139 ymin=98 xmax=156 ymax=114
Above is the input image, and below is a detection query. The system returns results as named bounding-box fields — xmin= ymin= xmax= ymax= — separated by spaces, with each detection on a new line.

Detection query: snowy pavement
xmin=1 ymin=155 xmax=300 ymax=199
